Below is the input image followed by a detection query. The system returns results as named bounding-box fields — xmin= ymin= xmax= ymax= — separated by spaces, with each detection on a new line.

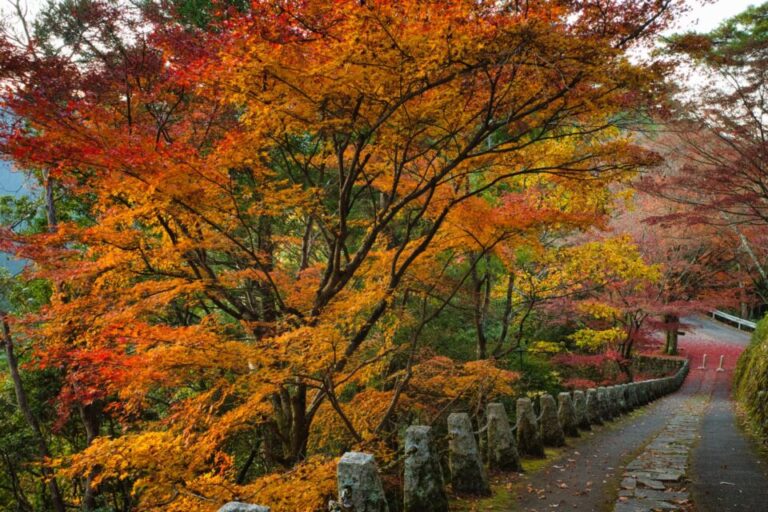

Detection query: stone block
xmin=557 ymin=392 xmax=579 ymax=437
xmin=586 ymin=388 xmax=603 ymax=425
xmin=573 ymin=390 xmax=590 ymax=430
xmin=539 ymin=394 xmax=565 ymax=447
xmin=626 ymin=384 xmax=638 ymax=410
xmin=486 ymin=403 xmax=521 ymax=471
xmin=404 ymin=426 xmax=448 ymax=512
xmin=337 ymin=452 xmax=389 ymax=512
xmin=447 ymin=413 xmax=490 ymax=495
xmin=607 ymin=386 xmax=620 ymax=418
xmin=597 ymin=387 xmax=612 ymax=421
xmin=218 ymin=503 xmax=269 ymax=512
xmin=617 ymin=384 xmax=628 ymax=413
xmin=516 ymin=398 xmax=545 ymax=457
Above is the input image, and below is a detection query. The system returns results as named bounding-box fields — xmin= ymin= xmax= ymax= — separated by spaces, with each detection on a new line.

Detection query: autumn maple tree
xmin=0 ymin=0 xmax=686 ymax=510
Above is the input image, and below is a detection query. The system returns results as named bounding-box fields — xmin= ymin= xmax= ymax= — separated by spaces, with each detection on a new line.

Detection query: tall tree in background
xmin=652 ymin=2 xmax=768 ymax=315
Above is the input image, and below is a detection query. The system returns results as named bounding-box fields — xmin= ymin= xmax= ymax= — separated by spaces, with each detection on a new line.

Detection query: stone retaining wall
xmin=631 ymin=354 xmax=684 ymax=378
xmin=219 ymin=358 xmax=689 ymax=512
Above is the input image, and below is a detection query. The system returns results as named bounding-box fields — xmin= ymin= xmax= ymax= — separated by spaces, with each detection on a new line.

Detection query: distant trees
xmin=614 ymin=192 xmax=741 ymax=354
xmin=649 ymin=3 xmax=768 ymax=317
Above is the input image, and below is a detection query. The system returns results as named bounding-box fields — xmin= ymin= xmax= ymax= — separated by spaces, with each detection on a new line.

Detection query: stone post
xmin=608 ymin=386 xmax=619 ymax=418
xmin=617 ymin=384 xmax=628 ymax=413
xmin=649 ymin=380 xmax=660 ymax=400
xmin=573 ymin=390 xmax=591 ymax=430
xmin=539 ymin=394 xmax=565 ymax=447
xmin=336 ymin=452 xmax=389 ymax=512
xmin=218 ymin=503 xmax=270 ymax=512
xmin=516 ymin=398 xmax=545 ymax=457
xmin=605 ymin=386 xmax=616 ymax=419
xmin=626 ymin=384 xmax=638 ymax=410
xmin=557 ymin=392 xmax=579 ymax=437
xmin=486 ymin=403 xmax=522 ymax=472
xmin=597 ymin=387 xmax=612 ymax=421
xmin=447 ymin=413 xmax=490 ymax=495
xmin=403 ymin=426 xmax=448 ymax=512
xmin=638 ymin=382 xmax=649 ymax=404
xmin=623 ymin=384 xmax=632 ymax=410
xmin=586 ymin=388 xmax=603 ymax=425
xmin=608 ymin=386 xmax=621 ymax=417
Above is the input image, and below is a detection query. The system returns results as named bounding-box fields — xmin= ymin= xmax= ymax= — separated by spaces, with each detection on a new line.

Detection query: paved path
xmin=691 ymin=370 xmax=768 ymax=512
xmin=507 ymin=398 xmax=685 ymax=511
xmin=614 ymin=365 xmax=716 ymax=511
xmin=684 ymin=317 xmax=768 ymax=512
xmin=506 ymin=353 xmax=712 ymax=512
xmin=616 ymin=315 xmax=768 ymax=511
xmin=458 ymin=316 xmax=768 ymax=511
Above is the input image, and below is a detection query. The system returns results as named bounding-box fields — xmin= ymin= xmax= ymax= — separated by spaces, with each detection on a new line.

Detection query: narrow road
xmin=507 ymin=381 xmax=704 ymax=511
xmin=681 ymin=315 xmax=753 ymax=347
xmin=683 ymin=316 xmax=768 ymax=512
xmin=456 ymin=315 xmax=768 ymax=511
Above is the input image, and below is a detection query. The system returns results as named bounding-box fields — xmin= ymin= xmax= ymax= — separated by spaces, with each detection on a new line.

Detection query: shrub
xmin=734 ymin=314 xmax=768 ymax=442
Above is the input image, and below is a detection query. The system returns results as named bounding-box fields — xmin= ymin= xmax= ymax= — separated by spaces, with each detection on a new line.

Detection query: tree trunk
xmin=620 ymin=319 xmax=635 ymax=360
xmin=664 ymin=314 xmax=679 ymax=355
xmin=289 ymin=383 xmax=308 ymax=461
xmin=1 ymin=314 xmax=67 ymax=512
xmin=621 ymin=339 xmax=633 ymax=359
xmin=491 ymin=273 xmax=515 ymax=358
xmin=259 ymin=421 xmax=283 ymax=469
xmin=471 ymin=258 xmax=490 ymax=360
xmin=270 ymin=382 xmax=310 ymax=465
xmin=78 ymin=404 xmax=102 ymax=511
xmin=43 ymin=170 xmax=57 ymax=232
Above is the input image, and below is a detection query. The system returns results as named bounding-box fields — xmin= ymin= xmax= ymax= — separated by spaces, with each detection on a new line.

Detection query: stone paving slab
xmin=613 ymin=382 xmax=712 ymax=512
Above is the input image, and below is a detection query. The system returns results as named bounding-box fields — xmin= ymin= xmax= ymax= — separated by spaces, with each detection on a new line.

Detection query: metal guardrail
xmin=710 ymin=310 xmax=757 ymax=331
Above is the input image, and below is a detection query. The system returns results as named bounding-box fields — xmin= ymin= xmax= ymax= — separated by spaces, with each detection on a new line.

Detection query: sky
xmin=674 ymin=0 xmax=759 ymax=32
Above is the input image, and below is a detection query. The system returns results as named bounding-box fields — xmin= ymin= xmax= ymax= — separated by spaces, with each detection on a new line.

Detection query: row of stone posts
xmin=218 ymin=360 xmax=689 ymax=512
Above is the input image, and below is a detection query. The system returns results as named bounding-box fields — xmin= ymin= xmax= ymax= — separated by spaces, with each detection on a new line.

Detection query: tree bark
xmin=78 ymin=404 xmax=101 ymax=511
xmin=43 ymin=170 xmax=57 ymax=232
xmin=289 ymin=383 xmax=309 ymax=461
xmin=271 ymin=382 xmax=310 ymax=465
xmin=471 ymin=258 xmax=491 ymax=359
xmin=1 ymin=314 xmax=67 ymax=512
xmin=664 ymin=314 xmax=679 ymax=355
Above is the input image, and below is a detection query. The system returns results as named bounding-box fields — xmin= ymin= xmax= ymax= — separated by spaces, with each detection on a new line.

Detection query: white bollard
xmin=698 ymin=354 xmax=708 ymax=370
xmin=717 ymin=355 xmax=725 ymax=372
